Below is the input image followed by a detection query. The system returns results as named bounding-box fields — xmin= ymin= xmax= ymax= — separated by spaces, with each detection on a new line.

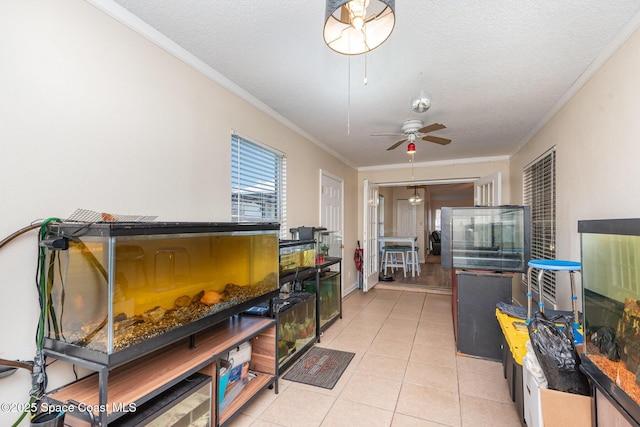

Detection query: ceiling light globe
xmin=412 ymin=96 xmax=431 ymax=113
xmin=352 ymin=16 xmax=364 ymax=31
xmin=409 ymin=195 xmax=423 ymax=205
xmin=324 ymin=0 xmax=395 ymax=55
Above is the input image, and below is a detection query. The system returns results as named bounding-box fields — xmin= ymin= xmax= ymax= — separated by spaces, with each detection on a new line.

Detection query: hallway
xmin=228 ymin=287 xmax=520 ymax=426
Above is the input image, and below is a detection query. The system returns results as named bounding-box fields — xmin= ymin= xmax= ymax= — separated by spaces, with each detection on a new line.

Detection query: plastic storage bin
xmin=218 ymin=359 xmax=231 ymax=405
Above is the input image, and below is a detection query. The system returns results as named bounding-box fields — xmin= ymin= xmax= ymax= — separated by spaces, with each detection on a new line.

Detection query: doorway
xmin=378 ymin=182 xmax=474 ymax=262
xmin=396 ymin=199 xmax=417 ymax=237
xmin=320 ymin=170 xmax=344 ymax=274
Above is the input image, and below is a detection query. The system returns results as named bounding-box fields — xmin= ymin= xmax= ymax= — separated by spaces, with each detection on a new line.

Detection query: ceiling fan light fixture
xmin=324 ymin=0 xmax=395 ymax=55
xmin=407 ymin=142 xmax=416 ymax=154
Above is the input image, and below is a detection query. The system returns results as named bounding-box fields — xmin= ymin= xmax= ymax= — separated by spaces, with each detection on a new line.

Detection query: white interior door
xmin=396 ymin=199 xmax=416 ymax=236
xmin=363 ymin=179 xmax=379 ymax=292
xmin=320 ymin=170 xmax=344 ymax=272
xmin=474 ymin=171 xmax=502 ymax=206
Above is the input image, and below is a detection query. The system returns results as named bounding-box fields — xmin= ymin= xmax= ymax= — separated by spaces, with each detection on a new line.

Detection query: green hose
xmin=37 ymin=218 xmax=60 ymax=347
xmin=11 ymin=396 xmax=35 ymax=427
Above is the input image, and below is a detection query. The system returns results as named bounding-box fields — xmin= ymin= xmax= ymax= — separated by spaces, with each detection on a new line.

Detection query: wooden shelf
xmin=47 ymin=315 xmax=276 ymax=424
xmin=219 ymin=372 xmax=272 ymax=425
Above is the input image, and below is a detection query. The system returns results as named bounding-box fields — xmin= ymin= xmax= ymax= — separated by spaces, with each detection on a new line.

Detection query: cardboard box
xmin=539 ymin=388 xmax=592 ymax=427
xmin=523 ymin=361 xmax=543 ymax=427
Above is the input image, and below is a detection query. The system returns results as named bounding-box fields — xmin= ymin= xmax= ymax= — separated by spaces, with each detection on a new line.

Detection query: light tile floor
xmin=228 ymin=288 xmax=521 ymax=427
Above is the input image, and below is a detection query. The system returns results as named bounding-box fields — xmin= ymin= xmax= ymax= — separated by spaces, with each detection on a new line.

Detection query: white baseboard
xmin=343 ymin=280 xmax=360 ymax=297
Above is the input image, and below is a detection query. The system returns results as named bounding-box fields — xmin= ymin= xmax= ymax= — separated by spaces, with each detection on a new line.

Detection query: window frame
xmin=231 ymin=134 xmax=286 ymax=237
xmin=522 ymin=147 xmax=557 ymax=304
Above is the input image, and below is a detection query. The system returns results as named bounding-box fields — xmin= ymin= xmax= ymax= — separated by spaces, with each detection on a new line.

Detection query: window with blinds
xmin=523 ymin=148 xmax=556 ymax=303
xmin=231 ymin=134 xmax=286 ymax=235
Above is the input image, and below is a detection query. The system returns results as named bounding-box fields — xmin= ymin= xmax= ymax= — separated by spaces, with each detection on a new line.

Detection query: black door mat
xmin=282 ymin=347 xmax=355 ymax=389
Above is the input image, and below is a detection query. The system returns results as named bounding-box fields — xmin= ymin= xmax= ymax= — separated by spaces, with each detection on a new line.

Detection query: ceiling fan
xmin=372 ymin=119 xmax=451 ymax=151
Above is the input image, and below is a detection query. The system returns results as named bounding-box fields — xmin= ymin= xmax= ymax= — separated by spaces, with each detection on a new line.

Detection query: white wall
xmin=510 ymin=27 xmax=640 ymax=309
xmin=0 ymin=2 xmax=357 ymax=423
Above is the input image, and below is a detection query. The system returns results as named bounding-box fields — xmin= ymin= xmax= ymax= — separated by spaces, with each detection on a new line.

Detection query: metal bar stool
xmin=526 ymin=259 xmax=582 ymax=342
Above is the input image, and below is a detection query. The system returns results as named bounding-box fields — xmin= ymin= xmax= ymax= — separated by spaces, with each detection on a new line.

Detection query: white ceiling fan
xmin=372 ymin=119 xmax=451 ymax=151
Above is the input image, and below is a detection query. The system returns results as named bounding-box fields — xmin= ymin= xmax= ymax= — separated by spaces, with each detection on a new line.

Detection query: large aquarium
xmin=441 ymin=206 xmax=530 ymax=272
xmin=579 ymin=218 xmax=640 ymax=423
xmin=41 ymin=221 xmax=279 ymax=366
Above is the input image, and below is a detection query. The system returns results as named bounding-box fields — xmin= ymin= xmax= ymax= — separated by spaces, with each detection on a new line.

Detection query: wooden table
xmin=378 ymin=235 xmax=418 ymax=277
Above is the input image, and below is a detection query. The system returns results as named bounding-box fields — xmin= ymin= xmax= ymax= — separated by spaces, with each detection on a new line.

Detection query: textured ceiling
xmin=106 ymin=0 xmax=640 ymax=168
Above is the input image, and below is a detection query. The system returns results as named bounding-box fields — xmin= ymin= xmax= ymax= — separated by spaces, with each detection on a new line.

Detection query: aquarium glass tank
xmin=304 ymin=271 xmax=341 ymax=330
xmin=278 ymin=240 xmax=315 ymax=280
xmin=111 ymin=372 xmax=211 ymax=427
xmin=316 ymin=230 xmax=342 ymax=262
xmin=276 ymin=291 xmax=316 ymax=369
xmin=41 ymin=222 xmax=279 ymax=365
xmin=441 ymin=206 xmax=530 ymax=272
xmin=580 ymin=218 xmax=640 ymax=419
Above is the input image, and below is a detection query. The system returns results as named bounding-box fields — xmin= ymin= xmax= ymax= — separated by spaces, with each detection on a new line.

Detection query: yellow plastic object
xmin=496 ymin=308 xmax=584 ymax=366
xmin=496 ymin=309 xmax=529 ymax=366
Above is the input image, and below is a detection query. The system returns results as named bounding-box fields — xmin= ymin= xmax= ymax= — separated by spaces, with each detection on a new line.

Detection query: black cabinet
xmin=455 ymin=271 xmax=512 ymax=360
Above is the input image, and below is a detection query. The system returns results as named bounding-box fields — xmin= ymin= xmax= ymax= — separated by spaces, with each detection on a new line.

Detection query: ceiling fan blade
xmin=386 ymin=138 xmax=407 ymax=150
xmin=418 ymin=123 xmax=446 ymax=134
xmin=371 ymin=132 xmax=405 ymax=137
xmin=422 ymin=135 xmax=451 ymax=145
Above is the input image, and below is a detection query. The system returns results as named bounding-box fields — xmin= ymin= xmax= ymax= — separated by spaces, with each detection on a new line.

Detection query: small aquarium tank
xmin=304 ymin=271 xmax=341 ymax=330
xmin=580 ymin=218 xmax=640 ymax=421
xmin=276 ymin=291 xmax=316 ymax=370
xmin=316 ymin=230 xmax=342 ymax=263
xmin=41 ymin=221 xmax=279 ymax=365
xmin=278 ymin=240 xmax=315 ymax=282
xmin=441 ymin=206 xmax=530 ymax=272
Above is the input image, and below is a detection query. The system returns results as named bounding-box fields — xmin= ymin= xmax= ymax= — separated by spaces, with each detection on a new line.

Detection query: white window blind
xmin=523 ymin=148 xmax=556 ymax=303
xmin=231 ymin=134 xmax=286 ymax=235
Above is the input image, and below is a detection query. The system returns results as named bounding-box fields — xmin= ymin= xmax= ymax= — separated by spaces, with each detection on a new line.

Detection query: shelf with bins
xmin=46 ymin=315 xmax=277 ymax=426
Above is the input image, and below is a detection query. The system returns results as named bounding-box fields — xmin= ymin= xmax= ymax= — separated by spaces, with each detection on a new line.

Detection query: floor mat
xmin=282 ymin=347 xmax=355 ymax=389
